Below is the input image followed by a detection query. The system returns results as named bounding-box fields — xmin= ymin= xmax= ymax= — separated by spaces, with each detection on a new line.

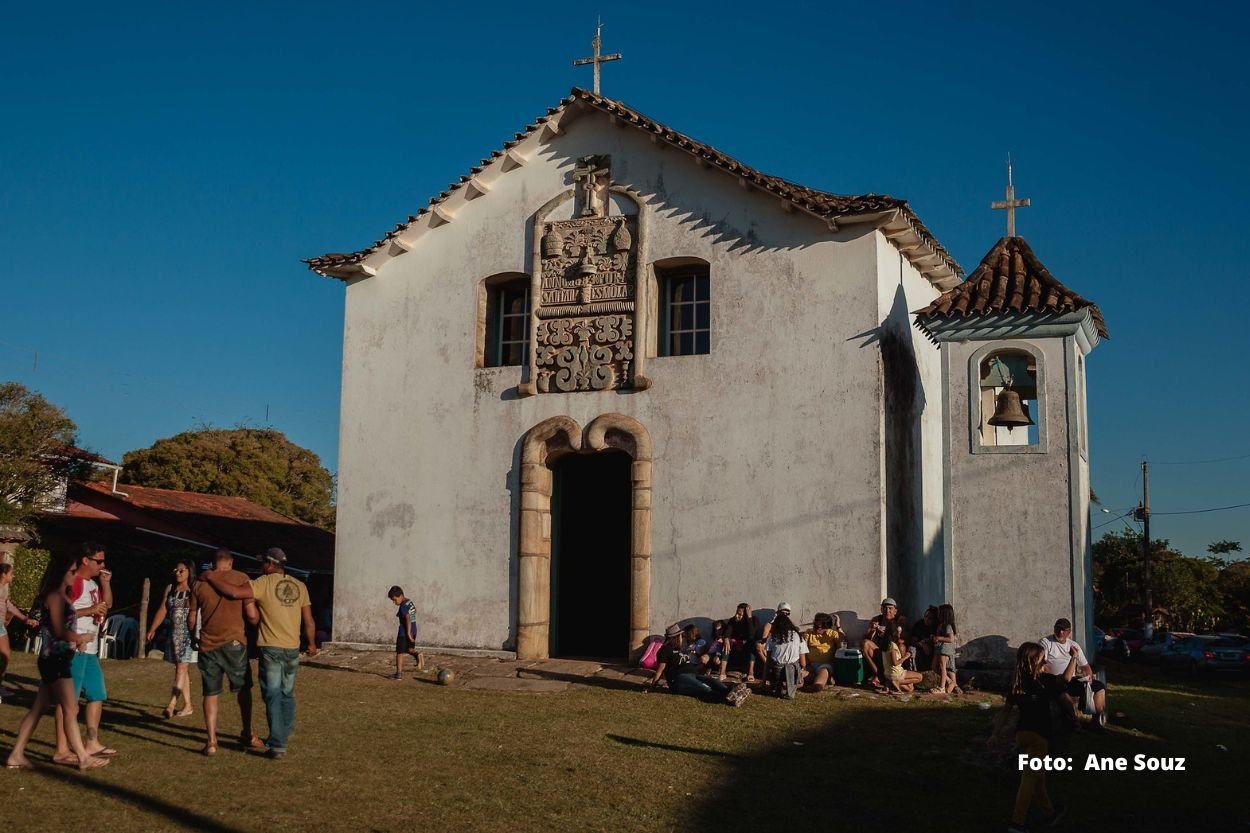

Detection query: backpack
xmin=638 ymin=637 xmax=663 ymax=669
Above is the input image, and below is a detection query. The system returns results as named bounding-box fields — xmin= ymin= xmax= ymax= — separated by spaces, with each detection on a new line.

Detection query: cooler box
xmin=834 ymin=647 xmax=864 ymax=685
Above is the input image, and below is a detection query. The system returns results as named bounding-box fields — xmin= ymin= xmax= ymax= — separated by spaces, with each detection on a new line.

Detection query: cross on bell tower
xmin=573 ymin=18 xmax=621 ymax=95
xmin=991 ymin=155 xmax=1031 ymax=238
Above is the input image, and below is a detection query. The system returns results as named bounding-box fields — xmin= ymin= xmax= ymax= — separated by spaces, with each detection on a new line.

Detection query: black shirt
xmin=658 ymin=644 xmax=697 ymax=684
xmin=728 ymin=616 xmax=762 ymax=642
xmin=1010 ymin=673 xmax=1065 ymax=739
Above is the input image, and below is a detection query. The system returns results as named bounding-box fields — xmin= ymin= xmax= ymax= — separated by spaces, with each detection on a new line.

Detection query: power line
xmin=1151 ymin=452 xmax=1250 ymax=466
xmin=1151 ymin=502 xmax=1250 ymax=517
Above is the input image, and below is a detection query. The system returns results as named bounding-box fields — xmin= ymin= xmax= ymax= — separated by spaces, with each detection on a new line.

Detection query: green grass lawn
xmin=1 ymin=653 xmax=1245 ymax=832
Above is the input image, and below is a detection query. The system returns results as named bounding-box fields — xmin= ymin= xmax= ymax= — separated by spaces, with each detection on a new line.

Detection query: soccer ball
xmin=437 ymin=668 xmax=455 ymax=686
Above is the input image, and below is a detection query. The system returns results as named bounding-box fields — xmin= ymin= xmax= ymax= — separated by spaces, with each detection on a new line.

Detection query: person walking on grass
xmin=388 ymin=585 xmax=422 ymax=679
xmin=202 ymin=547 xmax=316 ymax=759
xmin=989 ymin=641 xmax=1075 ymax=832
xmin=52 ymin=542 xmax=116 ymax=764
xmin=190 ymin=548 xmax=263 ymax=756
xmin=6 ymin=553 xmax=109 ymax=771
xmin=0 ymin=563 xmax=38 ymax=701
xmin=146 ymin=559 xmax=197 ymax=718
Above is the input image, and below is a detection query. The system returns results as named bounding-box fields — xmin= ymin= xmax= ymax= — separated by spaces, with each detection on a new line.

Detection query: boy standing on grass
xmin=389 ymin=586 xmax=422 ymax=678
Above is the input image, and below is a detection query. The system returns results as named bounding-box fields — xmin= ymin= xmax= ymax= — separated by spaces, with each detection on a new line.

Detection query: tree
xmin=0 ymin=382 xmax=83 ymax=525
xmin=122 ymin=428 xmax=335 ymax=529
xmin=1091 ymin=530 xmax=1225 ymax=630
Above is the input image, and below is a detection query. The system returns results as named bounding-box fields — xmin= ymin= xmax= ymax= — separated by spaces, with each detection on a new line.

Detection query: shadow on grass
xmin=28 ymin=765 xmax=248 ymax=833
xmin=516 ymin=668 xmax=643 ymax=692
xmin=606 ymin=734 xmax=745 ymax=759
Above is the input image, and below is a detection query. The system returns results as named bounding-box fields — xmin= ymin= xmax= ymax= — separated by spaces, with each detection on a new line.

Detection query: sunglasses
xmin=89 ymin=558 xmax=107 ymax=564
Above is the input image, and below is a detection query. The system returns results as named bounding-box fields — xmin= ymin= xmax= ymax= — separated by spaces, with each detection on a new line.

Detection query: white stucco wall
xmin=945 ymin=337 xmax=1081 ymax=662
xmin=332 ymin=114 xmax=938 ymax=651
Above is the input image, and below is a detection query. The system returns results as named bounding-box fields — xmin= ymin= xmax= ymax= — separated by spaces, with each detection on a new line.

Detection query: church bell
xmin=988 ymin=389 xmax=1033 ymax=430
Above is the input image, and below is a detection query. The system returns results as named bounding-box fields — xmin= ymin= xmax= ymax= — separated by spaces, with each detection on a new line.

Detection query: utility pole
xmin=1139 ymin=459 xmax=1153 ymax=639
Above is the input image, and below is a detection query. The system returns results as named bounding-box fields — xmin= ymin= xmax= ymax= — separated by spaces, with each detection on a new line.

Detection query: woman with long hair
xmin=763 ymin=606 xmax=807 ymax=699
xmin=931 ymin=603 xmax=962 ymax=695
xmin=5 ymin=553 xmax=109 ymax=770
xmin=990 ymin=641 xmax=1076 ymax=832
xmin=882 ymin=622 xmax=923 ymax=693
xmin=146 ymin=559 xmax=197 ymax=718
xmin=0 ymin=562 xmax=38 ymax=699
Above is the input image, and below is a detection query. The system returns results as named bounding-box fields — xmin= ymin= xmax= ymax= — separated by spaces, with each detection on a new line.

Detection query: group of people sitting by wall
xmin=646 ymin=600 xmax=1109 ymax=724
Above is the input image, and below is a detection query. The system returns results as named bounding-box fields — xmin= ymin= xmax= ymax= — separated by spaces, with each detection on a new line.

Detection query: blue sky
xmin=2 ymin=2 xmax=1246 ymax=558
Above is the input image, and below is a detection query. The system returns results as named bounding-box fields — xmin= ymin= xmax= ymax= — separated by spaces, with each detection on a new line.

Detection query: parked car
xmin=1093 ymin=626 xmax=1106 ymax=654
xmin=1160 ymin=635 xmax=1250 ymax=675
xmin=1116 ymin=628 xmax=1146 ymax=657
xmin=1138 ymin=630 xmax=1194 ymax=662
xmin=1099 ymin=628 xmax=1131 ymax=659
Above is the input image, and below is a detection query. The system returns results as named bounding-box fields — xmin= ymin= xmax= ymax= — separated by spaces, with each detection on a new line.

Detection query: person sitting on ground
xmin=802 ymin=612 xmax=843 ymax=690
xmin=727 ymin=602 xmax=764 ymax=682
xmin=764 ymin=604 xmax=807 ymax=699
xmin=882 ymin=622 xmax=923 ymax=693
xmin=703 ymin=619 xmax=730 ymax=680
xmin=861 ymin=597 xmax=900 ymax=686
xmin=931 ymin=603 xmax=962 ymax=695
xmin=388 ymin=585 xmax=423 ymax=679
xmin=1040 ymin=617 xmax=1107 ymax=729
xmin=910 ymin=605 xmax=938 ymax=672
xmin=647 ymin=623 xmax=750 ymax=707
xmin=683 ymin=623 xmax=707 ymax=667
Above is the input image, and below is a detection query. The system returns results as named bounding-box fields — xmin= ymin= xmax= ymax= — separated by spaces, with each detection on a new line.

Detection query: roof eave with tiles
xmin=305 ymin=88 xmax=962 ymax=289
xmin=913 ymin=236 xmax=1109 ymax=343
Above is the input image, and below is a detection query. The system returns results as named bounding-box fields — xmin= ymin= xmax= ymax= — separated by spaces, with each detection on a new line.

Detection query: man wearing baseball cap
xmin=861 ymin=597 xmax=900 ymax=686
xmin=202 ymin=546 xmax=316 ymax=758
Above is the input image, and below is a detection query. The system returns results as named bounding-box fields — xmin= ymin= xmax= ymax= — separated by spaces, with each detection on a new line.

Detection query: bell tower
xmin=915 ymin=235 xmax=1108 ymax=664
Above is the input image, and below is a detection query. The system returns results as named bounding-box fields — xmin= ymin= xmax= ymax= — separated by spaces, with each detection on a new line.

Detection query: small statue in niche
xmin=610 ymin=219 xmax=631 ymax=252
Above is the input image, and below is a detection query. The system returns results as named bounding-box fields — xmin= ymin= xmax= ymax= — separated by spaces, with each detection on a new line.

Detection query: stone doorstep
xmin=469 ymin=660 xmax=542 ymax=679
xmin=515 ymin=658 xmax=605 ymax=679
xmin=462 ymin=676 xmax=571 ymax=693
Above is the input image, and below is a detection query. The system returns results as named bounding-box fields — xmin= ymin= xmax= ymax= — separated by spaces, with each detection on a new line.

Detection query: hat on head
xmin=1054 ymin=617 xmax=1073 ymax=631
xmin=776 ymin=602 xmax=791 ymax=614
xmin=665 ymin=623 xmax=683 ymax=638
xmin=264 ymin=547 xmax=287 ymax=565
xmin=881 ymin=597 xmax=897 ymax=607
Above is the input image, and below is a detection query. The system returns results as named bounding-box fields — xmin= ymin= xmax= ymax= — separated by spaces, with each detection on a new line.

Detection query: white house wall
xmin=334 ymin=114 xmax=921 ymax=649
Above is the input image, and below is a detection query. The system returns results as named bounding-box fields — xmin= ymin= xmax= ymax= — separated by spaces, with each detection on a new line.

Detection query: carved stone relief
xmin=535 ymin=165 xmax=638 ymax=393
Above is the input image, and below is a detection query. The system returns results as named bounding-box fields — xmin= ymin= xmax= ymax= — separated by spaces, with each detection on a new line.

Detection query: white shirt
xmin=1039 ymin=634 xmax=1089 ymax=680
xmin=766 ymin=631 xmax=809 ymax=665
xmin=70 ymin=577 xmax=102 ymax=653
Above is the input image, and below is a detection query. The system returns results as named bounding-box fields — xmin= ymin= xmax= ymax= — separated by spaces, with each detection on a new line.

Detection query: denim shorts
xmin=199 ymin=641 xmax=253 ymax=696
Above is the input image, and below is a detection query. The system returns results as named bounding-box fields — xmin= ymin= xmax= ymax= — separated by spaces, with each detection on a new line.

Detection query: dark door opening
xmin=551 ymin=450 xmax=631 ymax=660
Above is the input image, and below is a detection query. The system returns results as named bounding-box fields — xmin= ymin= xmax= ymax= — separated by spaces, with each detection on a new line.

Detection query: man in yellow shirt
xmin=203 ymin=547 xmax=315 ymax=759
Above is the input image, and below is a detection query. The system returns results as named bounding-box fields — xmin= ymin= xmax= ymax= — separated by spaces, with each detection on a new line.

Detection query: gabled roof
xmin=306 ymin=87 xmax=962 ymax=288
xmin=914 ymin=236 xmax=1108 ymax=340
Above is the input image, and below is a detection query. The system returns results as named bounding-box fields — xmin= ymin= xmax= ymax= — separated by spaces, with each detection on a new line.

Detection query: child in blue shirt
xmin=388 ymin=586 xmax=422 ymax=679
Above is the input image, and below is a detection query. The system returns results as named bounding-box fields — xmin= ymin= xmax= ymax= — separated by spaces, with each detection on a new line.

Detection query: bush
xmin=10 ymin=545 xmax=51 ymax=610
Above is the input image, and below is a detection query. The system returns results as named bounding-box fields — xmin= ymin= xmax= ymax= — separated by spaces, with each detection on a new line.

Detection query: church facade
xmin=309 ymin=88 xmax=1105 ymax=664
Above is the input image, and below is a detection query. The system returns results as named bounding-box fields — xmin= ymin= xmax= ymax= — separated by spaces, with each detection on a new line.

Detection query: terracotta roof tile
xmin=914 ymin=236 xmax=1108 ymax=338
xmin=306 ymin=88 xmax=960 ymax=281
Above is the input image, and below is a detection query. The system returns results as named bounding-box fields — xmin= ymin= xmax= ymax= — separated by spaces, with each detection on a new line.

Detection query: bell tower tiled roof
xmin=914 ymin=236 xmax=1108 ymax=339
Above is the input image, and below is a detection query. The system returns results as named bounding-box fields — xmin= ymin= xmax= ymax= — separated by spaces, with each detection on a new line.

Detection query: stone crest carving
xmin=534 ymin=156 xmax=637 ymax=393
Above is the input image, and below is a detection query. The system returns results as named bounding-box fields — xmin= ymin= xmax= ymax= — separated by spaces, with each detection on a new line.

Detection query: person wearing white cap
xmin=763 ymin=605 xmax=807 ymax=698
xmin=861 ymin=597 xmax=900 ymax=687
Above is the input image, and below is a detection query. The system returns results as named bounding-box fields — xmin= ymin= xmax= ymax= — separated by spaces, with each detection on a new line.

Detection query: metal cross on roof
xmin=573 ymin=18 xmax=621 ymax=95
xmin=991 ymin=155 xmax=1031 ymax=238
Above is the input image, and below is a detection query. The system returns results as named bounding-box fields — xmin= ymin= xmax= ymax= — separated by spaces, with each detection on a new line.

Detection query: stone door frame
xmin=516 ymin=413 xmax=652 ymax=660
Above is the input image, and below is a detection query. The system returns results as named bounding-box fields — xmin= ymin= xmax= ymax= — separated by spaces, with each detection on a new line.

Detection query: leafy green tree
xmin=0 ymin=382 xmax=83 ymax=524
xmin=122 ymin=428 xmax=335 ymax=529
xmin=1153 ymin=553 xmax=1223 ymax=631
xmin=1218 ymin=561 xmax=1250 ymax=629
